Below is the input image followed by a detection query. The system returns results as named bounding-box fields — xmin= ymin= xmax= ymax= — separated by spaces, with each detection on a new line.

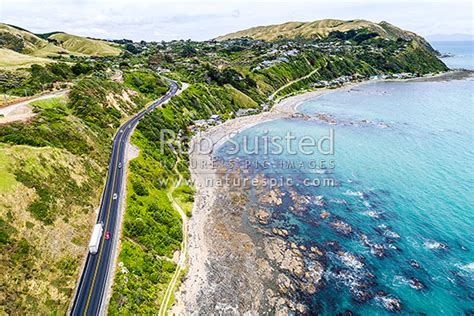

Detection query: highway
xmin=70 ymin=79 xmax=179 ymax=315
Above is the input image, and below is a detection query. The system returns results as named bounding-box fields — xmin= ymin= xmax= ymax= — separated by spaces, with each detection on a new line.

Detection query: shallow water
xmin=217 ymin=45 xmax=473 ymax=314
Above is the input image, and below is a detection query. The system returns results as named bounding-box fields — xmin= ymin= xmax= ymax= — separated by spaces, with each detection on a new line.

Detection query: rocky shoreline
xmin=170 ymin=79 xmax=340 ymax=314
xmin=170 ymin=70 xmax=472 ymax=314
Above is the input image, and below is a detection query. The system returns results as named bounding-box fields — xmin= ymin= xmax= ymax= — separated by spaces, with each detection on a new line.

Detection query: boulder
xmin=255 ymin=209 xmax=271 ymax=224
xmin=277 ymin=273 xmax=293 ymax=294
xmin=320 ymin=210 xmax=331 ymax=219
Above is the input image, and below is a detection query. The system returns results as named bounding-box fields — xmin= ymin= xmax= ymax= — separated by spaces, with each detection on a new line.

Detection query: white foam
xmin=326 ymin=270 xmax=361 ymax=288
xmin=338 ymin=252 xmax=364 ymax=270
xmin=375 ymin=295 xmax=402 ymax=312
xmin=383 ymin=230 xmax=400 ymax=239
xmin=458 ymin=262 xmax=474 ymax=272
xmin=393 ymin=275 xmax=409 ymax=287
xmin=424 ymin=240 xmax=447 ymax=249
xmin=330 ymin=198 xmax=347 ymax=204
xmin=362 ymin=210 xmax=381 ymax=218
xmin=343 ymin=190 xmax=364 ymax=198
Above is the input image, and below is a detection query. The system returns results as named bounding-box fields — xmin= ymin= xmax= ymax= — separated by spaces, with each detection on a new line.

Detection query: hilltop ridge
xmin=47 ymin=32 xmax=122 ymax=56
xmin=216 ymin=19 xmax=433 ymax=49
xmin=0 ymin=23 xmax=122 ymax=69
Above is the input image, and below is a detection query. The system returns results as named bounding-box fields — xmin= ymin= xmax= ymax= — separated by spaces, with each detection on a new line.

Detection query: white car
xmin=113 ymin=193 xmax=118 ymax=200
xmin=118 ymin=162 xmax=122 ymax=169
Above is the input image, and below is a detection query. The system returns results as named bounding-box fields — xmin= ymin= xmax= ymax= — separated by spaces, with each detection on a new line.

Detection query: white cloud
xmin=1 ymin=0 xmax=472 ymax=41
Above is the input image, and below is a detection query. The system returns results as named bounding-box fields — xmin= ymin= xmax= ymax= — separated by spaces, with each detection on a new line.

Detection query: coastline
xmin=189 ymin=69 xmax=472 ymax=163
xmin=171 ymin=78 xmax=367 ymax=313
xmin=171 ymin=69 xmax=472 ymax=313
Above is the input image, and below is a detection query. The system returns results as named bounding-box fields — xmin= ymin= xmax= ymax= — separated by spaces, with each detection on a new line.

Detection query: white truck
xmin=88 ymin=222 xmax=103 ymax=254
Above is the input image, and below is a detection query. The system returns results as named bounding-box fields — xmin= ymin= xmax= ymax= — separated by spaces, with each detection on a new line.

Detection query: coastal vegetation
xmin=108 ymin=127 xmax=183 ymax=314
xmin=0 ymin=74 xmax=165 ymax=313
xmin=0 ymin=61 xmax=105 ymax=98
xmin=123 ymin=70 xmax=169 ymax=99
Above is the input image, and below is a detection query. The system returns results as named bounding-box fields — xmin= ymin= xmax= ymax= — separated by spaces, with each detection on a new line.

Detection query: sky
xmin=1 ymin=0 xmax=473 ymax=41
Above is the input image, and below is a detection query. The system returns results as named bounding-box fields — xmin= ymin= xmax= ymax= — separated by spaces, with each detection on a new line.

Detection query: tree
xmin=125 ymin=43 xmax=140 ymax=54
xmin=180 ymin=42 xmax=197 ymax=58
xmin=71 ymin=63 xmax=92 ymax=76
xmin=48 ymin=63 xmax=72 ymax=79
xmin=133 ymin=180 xmax=149 ymax=196
xmin=30 ymin=64 xmax=57 ymax=85
xmin=164 ymin=54 xmax=173 ymax=63
xmin=148 ymin=53 xmax=164 ymax=68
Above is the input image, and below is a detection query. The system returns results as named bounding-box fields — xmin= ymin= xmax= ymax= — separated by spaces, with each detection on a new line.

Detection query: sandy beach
xmin=170 ymin=69 xmax=473 ymax=314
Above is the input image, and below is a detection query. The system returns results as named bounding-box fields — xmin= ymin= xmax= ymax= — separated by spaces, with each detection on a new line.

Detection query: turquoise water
xmin=217 ymin=46 xmax=473 ymax=314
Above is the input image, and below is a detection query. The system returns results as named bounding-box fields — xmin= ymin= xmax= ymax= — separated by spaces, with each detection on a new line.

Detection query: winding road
xmin=70 ymin=79 xmax=179 ymax=316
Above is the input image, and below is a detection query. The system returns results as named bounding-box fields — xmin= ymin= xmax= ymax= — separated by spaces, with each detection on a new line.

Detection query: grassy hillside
xmin=0 ymin=143 xmax=103 ymax=314
xmin=0 ymin=23 xmax=123 ymax=69
xmin=0 ymin=48 xmax=53 ymax=70
xmin=0 ymin=23 xmax=122 ymax=57
xmin=0 ymin=77 xmax=166 ymax=314
xmin=48 ymin=33 xmax=122 ymax=56
xmin=29 ymin=42 xmax=75 ymax=58
xmin=216 ymin=19 xmax=432 ymax=47
xmin=0 ymin=23 xmax=72 ymax=58
xmin=0 ymin=23 xmax=49 ymax=53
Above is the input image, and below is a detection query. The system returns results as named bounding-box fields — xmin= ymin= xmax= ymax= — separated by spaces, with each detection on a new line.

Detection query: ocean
xmin=432 ymin=41 xmax=474 ymax=70
xmin=216 ymin=41 xmax=473 ymax=314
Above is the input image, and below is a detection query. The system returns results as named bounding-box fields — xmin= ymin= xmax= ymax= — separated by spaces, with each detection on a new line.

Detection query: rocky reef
xmin=189 ymin=161 xmax=421 ymax=314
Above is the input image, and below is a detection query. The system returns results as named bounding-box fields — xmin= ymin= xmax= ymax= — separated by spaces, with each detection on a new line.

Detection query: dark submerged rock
xmin=409 ymin=259 xmax=421 ymax=269
xmin=409 ymin=277 xmax=426 ymax=290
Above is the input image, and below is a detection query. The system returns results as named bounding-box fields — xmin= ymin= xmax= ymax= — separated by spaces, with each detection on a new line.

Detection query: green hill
xmin=0 ymin=23 xmax=71 ymax=58
xmin=47 ymin=32 xmax=122 ymax=56
xmin=0 ymin=23 xmax=49 ymax=53
xmin=0 ymin=77 xmax=161 ymax=314
xmin=0 ymin=23 xmax=123 ymax=68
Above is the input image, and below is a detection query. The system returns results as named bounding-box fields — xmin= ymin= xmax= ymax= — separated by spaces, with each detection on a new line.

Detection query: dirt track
xmin=0 ymin=90 xmax=68 ymax=124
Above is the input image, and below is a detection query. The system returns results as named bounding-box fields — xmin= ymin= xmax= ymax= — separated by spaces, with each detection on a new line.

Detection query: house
xmin=261 ymin=103 xmax=270 ymax=112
